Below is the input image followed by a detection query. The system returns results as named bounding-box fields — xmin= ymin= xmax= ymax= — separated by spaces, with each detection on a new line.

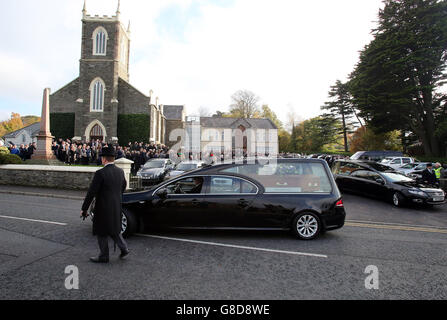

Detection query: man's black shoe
xmin=119 ymin=250 xmax=130 ymax=260
xmin=89 ymin=257 xmax=109 ymax=263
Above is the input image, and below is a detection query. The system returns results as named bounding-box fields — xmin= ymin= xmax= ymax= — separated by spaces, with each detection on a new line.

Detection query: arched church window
xmin=93 ymin=27 xmax=107 ymax=55
xmin=90 ymin=78 xmax=105 ymax=112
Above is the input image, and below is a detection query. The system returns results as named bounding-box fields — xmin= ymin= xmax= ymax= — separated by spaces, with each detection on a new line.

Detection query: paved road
xmin=0 ymin=190 xmax=446 ymax=300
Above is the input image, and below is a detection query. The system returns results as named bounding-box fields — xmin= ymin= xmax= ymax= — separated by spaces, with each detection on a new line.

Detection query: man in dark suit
xmin=189 ymin=177 xmax=203 ymax=194
xmin=421 ymin=163 xmax=438 ymax=186
xmin=81 ymin=146 xmax=130 ymax=263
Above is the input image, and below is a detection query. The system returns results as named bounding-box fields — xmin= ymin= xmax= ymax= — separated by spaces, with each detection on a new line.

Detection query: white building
xmin=184 ymin=117 xmax=278 ymax=156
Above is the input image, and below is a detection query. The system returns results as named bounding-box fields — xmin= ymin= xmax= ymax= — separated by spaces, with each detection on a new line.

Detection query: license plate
xmin=432 ymin=197 xmax=444 ymax=202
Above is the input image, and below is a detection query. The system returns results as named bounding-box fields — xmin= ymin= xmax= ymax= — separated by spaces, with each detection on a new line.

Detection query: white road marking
xmin=137 ymin=234 xmax=328 ymax=258
xmin=0 ymin=215 xmax=67 ymax=226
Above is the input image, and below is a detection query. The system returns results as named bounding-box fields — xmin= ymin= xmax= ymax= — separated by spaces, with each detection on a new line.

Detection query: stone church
xmin=48 ymin=1 xmax=278 ymax=153
xmin=50 ymin=1 xmax=175 ymax=145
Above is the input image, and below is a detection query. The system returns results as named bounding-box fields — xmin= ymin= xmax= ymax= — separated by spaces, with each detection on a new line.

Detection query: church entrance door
xmin=90 ymin=124 xmax=104 ymax=142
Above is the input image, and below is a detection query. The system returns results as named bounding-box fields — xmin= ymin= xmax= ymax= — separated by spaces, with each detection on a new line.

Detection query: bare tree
xmin=198 ymin=106 xmax=212 ymax=117
xmin=229 ymin=90 xmax=260 ymax=118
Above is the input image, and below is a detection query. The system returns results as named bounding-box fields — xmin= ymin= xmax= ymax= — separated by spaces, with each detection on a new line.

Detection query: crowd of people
xmin=6 ymin=143 xmax=37 ymax=161
xmin=50 ymin=139 xmax=170 ymax=173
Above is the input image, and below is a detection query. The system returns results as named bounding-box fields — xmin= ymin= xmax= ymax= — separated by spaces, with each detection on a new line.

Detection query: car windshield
xmin=177 ymin=163 xmax=197 ymax=171
xmin=400 ymin=164 xmax=416 ymax=169
xmin=364 ymin=162 xmax=394 ymax=172
xmin=381 ymin=172 xmax=414 ymax=183
xmin=415 ymin=164 xmax=427 ymax=170
xmin=380 ymin=158 xmax=393 ymax=163
xmin=144 ymin=161 xmax=164 ymax=169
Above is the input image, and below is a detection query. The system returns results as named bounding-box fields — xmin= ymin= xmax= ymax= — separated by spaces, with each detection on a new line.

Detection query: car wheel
xmin=392 ymin=192 xmax=405 ymax=207
xmin=121 ymin=209 xmax=138 ymax=238
xmin=292 ymin=212 xmax=321 ymax=240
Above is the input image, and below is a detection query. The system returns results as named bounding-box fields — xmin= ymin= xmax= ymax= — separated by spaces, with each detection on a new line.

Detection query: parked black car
xmin=136 ymin=159 xmax=175 ymax=186
xmin=120 ymin=159 xmax=346 ymax=239
xmin=332 ymin=160 xmax=446 ymax=207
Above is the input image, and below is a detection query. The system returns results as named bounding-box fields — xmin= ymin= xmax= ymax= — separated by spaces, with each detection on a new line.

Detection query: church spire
xmin=82 ymin=0 xmax=87 ymax=18
xmin=116 ymin=0 xmax=121 ymax=18
xmin=127 ymin=20 xmax=131 ymax=33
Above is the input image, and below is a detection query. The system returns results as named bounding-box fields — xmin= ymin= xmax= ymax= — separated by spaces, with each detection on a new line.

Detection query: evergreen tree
xmin=349 ymin=0 xmax=447 ymax=156
xmin=321 ymin=80 xmax=361 ymax=152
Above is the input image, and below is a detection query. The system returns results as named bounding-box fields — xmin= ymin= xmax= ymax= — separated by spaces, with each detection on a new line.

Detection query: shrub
xmin=0 ymin=153 xmax=23 ymax=164
xmin=0 ymin=146 xmax=9 ymax=155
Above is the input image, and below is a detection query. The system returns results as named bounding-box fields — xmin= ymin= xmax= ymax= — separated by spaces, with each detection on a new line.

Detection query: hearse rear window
xmin=221 ymin=163 xmax=332 ymax=193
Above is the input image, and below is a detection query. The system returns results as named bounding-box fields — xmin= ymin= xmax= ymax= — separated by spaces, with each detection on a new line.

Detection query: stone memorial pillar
xmin=33 ymin=88 xmax=57 ymax=161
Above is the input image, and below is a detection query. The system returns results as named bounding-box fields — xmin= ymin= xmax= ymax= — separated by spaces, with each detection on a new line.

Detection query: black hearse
xmin=120 ymin=159 xmax=346 ymax=240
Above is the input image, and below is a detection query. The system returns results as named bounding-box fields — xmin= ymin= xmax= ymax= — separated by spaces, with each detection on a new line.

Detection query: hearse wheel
xmin=292 ymin=212 xmax=321 ymax=240
xmin=121 ymin=209 xmax=138 ymax=238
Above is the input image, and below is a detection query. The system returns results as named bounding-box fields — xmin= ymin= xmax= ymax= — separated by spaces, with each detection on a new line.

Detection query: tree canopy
xmin=321 ymin=80 xmax=361 ymax=152
xmin=290 ymin=117 xmax=340 ymax=154
xmin=229 ymin=90 xmax=261 ymax=118
xmin=349 ymin=0 xmax=447 ymax=156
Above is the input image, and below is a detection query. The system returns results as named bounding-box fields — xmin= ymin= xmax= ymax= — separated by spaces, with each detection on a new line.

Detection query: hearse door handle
xmin=191 ymin=199 xmax=201 ymax=206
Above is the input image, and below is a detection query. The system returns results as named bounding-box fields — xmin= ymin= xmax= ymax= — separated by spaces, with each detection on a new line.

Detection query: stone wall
xmin=165 ymin=119 xmax=184 ymax=148
xmin=0 ymin=165 xmax=99 ymax=190
xmin=118 ymin=78 xmax=150 ymax=115
xmin=50 ymin=78 xmax=79 ymax=114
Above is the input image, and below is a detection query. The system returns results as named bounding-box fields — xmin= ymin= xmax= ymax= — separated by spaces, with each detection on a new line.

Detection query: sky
xmin=0 ymin=0 xmax=384 ymax=126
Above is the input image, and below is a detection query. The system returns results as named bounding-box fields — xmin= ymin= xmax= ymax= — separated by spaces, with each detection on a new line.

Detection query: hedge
xmin=117 ymin=114 xmax=151 ymax=145
xmin=50 ymin=113 xmax=75 ymax=140
xmin=0 ymin=153 xmax=23 ymax=164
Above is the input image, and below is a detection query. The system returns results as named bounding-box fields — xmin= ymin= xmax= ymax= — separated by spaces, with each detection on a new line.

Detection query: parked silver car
xmin=165 ymin=161 xmax=206 ymax=180
xmin=380 ymin=157 xmax=416 ymax=169
xmin=396 ymin=162 xmax=431 ymax=179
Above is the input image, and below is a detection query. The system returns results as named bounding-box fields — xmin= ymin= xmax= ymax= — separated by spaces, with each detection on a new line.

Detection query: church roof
xmin=2 ymin=122 xmax=41 ymax=139
xmin=163 ymin=105 xmax=184 ymax=120
xmin=199 ymin=117 xmax=277 ymax=130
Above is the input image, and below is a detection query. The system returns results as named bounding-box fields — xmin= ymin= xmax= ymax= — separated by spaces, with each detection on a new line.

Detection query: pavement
xmin=0 ymin=186 xmax=446 ymax=300
xmin=0 ymin=185 xmax=85 ymax=200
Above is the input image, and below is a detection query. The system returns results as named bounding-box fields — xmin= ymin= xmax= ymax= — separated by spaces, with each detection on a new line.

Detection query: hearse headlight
xmin=408 ymin=188 xmax=426 ymax=197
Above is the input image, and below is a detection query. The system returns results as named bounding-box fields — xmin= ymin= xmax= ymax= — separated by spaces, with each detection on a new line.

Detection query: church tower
xmin=74 ymin=0 xmax=130 ymax=142
xmin=50 ymin=1 xmax=167 ymax=145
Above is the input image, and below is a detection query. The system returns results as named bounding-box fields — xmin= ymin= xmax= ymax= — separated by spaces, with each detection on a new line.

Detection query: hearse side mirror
xmin=156 ymin=188 xmax=168 ymax=199
xmin=375 ymin=178 xmax=385 ymax=185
